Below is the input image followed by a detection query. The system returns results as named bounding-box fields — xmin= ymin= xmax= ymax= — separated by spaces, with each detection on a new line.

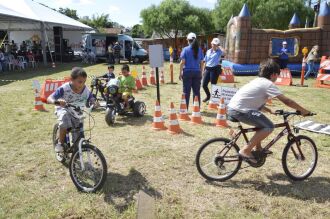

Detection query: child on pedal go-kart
xmin=118 ymin=64 xmax=135 ymax=109
xmin=47 ymin=67 xmax=96 ymax=153
xmin=99 ymin=65 xmax=116 ymax=82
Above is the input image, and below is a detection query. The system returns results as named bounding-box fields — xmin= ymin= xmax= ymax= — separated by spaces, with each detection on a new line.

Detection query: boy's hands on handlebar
xmin=57 ymin=99 xmax=67 ymax=107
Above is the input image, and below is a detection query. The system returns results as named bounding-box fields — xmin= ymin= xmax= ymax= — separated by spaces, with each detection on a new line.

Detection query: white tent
xmin=0 ymin=0 xmax=93 ymax=65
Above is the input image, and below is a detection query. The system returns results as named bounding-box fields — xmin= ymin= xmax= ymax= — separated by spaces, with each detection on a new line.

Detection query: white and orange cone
xmin=34 ymin=89 xmax=47 ymax=111
xmin=215 ymin=97 xmax=229 ymax=128
xmin=178 ymin=93 xmax=190 ymax=121
xmin=190 ymin=96 xmax=203 ymax=124
xmin=160 ymin=69 xmax=165 ymax=84
xmin=152 ymin=100 xmax=167 ymax=130
xmin=149 ymin=68 xmax=156 ymax=85
xmin=135 ymin=76 xmax=143 ymax=90
xmin=167 ymin=102 xmax=182 ymax=134
xmin=208 ymin=98 xmax=218 ymax=110
xmin=141 ymin=66 xmax=148 ymax=86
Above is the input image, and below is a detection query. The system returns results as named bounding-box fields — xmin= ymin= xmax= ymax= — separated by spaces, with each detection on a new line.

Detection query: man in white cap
xmin=179 ymin=32 xmax=204 ymax=107
xmin=278 ymin=41 xmax=290 ymax=69
xmin=202 ymin=37 xmax=225 ymax=102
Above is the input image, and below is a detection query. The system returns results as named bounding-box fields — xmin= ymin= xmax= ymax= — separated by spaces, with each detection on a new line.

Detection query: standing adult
xmin=107 ymin=43 xmax=114 ymax=64
xmin=113 ymin=42 xmax=122 ymax=64
xmin=304 ymin=45 xmax=319 ymax=79
xmin=278 ymin=41 xmax=290 ymax=69
xmin=202 ymin=38 xmax=225 ymax=102
xmin=179 ymin=32 xmax=204 ymax=107
xmin=125 ymin=42 xmax=132 ymax=63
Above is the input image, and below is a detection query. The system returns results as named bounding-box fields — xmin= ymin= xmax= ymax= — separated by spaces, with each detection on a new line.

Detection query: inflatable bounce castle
xmin=223 ymin=2 xmax=330 ymax=75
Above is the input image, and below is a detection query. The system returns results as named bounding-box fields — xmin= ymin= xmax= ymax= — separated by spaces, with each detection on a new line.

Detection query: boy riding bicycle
xmin=227 ymin=59 xmax=311 ymax=163
xmin=47 ymin=67 xmax=95 ymax=153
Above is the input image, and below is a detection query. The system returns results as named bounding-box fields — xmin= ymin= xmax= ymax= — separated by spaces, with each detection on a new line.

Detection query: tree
xmin=79 ymin=14 xmax=113 ymax=31
xmin=141 ymin=0 xmax=215 ymax=48
xmin=212 ymin=0 xmax=314 ymax=32
xmin=58 ymin=7 xmax=79 ymax=20
xmin=131 ymin=24 xmax=145 ymax=38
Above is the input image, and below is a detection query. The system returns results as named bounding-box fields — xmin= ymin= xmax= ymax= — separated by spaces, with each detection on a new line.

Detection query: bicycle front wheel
xmin=196 ymin=138 xmax=242 ymax=181
xmin=69 ymin=144 xmax=107 ymax=192
xmin=282 ymin=135 xmax=318 ymax=181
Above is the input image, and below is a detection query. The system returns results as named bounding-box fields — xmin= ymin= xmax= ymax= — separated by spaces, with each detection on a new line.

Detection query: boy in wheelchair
xmin=117 ymin=64 xmax=135 ymax=110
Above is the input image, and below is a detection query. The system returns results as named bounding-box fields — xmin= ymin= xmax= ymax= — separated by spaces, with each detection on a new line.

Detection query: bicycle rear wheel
xmin=282 ymin=135 xmax=318 ymax=181
xmin=69 ymin=144 xmax=107 ymax=192
xmin=196 ymin=138 xmax=242 ymax=181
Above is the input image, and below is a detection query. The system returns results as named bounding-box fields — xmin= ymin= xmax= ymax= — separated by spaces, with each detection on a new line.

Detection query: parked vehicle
xmin=82 ymin=33 xmax=148 ymax=63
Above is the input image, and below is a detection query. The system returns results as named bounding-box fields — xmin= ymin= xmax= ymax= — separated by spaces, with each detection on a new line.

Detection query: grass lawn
xmin=0 ymin=62 xmax=329 ymax=219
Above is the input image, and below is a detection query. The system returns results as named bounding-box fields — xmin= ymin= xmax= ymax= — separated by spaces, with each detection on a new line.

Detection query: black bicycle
xmin=196 ymin=110 xmax=317 ymax=181
xmin=52 ymin=102 xmax=107 ymax=192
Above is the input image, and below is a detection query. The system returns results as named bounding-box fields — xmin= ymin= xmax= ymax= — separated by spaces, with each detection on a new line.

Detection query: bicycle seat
xmin=227 ymin=115 xmax=239 ymax=123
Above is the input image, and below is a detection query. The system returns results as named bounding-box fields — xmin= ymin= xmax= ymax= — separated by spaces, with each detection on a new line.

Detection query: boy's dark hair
xmin=258 ymin=59 xmax=280 ymax=79
xmin=121 ymin=64 xmax=130 ymax=72
xmin=108 ymin=65 xmax=114 ymax=70
xmin=71 ymin=67 xmax=87 ymax=79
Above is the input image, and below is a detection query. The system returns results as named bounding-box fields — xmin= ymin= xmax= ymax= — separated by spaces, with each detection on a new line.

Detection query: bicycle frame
xmin=225 ymin=118 xmax=304 ymax=160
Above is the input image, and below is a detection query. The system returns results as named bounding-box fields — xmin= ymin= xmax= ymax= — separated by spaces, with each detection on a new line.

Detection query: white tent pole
xmin=40 ymin=21 xmax=47 ymax=66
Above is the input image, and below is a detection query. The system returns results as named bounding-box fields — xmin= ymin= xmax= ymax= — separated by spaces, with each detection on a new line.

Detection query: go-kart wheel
xmin=105 ymin=108 xmax=116 ymax=126
xmin=133 ymin=101 xmax=146 ymax=117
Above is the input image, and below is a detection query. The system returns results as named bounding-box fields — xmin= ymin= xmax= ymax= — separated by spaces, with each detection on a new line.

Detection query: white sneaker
xmin=55 ymin=143 xmax=64 ymax=153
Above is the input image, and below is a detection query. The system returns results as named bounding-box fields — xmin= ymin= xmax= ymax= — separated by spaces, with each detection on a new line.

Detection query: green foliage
xmin=79 ymin=14 xmax=113 ymax=31
xmin=131 ymin=24 xmax=145 ymax=38
xmin=213 ymin=0 xmax=314 ymax=32
xmin=141 ymin=0 xmax=215 ymax=42
xmin=58 ymin=7 xmax=79 ymax=20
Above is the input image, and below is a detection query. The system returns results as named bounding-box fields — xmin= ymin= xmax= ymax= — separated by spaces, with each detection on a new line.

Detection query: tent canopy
xmin=0 ymin=0 xmax=93 ymax=31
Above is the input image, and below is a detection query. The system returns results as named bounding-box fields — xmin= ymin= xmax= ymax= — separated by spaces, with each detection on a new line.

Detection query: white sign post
xmin=149 ymin=44 xmax=164 ymax=103
xmin=211 ymin=85 xmax=238 ymax=105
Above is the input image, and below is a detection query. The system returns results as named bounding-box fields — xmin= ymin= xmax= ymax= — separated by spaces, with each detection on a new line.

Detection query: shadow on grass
xmin=207 ymin=173 xmax=330 ymax=203
xmin=0 ymin=62 xmax=99 ymax=86
xmin=102 ymin=168 xmax=162 ymax=213
xmin=113 ymin=115 xmax=153 ymax=127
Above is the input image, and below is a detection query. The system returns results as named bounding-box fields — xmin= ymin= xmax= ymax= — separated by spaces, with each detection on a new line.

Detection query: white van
xmin=82 ymin=33 xmax=148 ymax=63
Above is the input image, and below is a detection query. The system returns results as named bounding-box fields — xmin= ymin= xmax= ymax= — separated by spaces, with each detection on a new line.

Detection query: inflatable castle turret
xmin=289 ymin=13 xmax=301 ymax=29
xmin=318 ymin=2 xmax=330 ymax=56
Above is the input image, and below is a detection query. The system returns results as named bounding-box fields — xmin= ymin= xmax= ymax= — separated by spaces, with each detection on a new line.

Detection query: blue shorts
xmin=227 ymin=108 xmax=274 ymax=131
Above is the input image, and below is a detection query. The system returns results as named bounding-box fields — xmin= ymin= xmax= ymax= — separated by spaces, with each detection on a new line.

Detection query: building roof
xmin=0 ymin=0 xmax=93 ymax=31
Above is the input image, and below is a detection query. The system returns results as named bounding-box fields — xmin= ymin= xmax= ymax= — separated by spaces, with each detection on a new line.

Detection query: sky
xmin=36 ymin=0 xmax=217 ymax=27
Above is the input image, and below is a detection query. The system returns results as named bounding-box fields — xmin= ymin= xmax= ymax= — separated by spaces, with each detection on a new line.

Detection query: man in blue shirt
xmin=278 ymin=41 xmax=290 ymax=69
xmin=179 ymin=32 xmax=204 ymax=107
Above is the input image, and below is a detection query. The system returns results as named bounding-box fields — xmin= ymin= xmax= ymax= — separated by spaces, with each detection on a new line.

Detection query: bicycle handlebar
xmin=274 ymin=110 xmax=316 ymax=117
xmin=54 ymin=101 xmax=81 ymax=111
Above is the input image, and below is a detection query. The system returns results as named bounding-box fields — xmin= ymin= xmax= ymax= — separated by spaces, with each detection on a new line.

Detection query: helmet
xmin=211 ymin=38 xmax=220 ymax=45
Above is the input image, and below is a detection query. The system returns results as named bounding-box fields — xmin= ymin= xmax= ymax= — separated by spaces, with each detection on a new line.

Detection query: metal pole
xmin=40 ymin=22 xmax=47 ymax=66
xmin=155 ymin=67 xmax=160 ymax=103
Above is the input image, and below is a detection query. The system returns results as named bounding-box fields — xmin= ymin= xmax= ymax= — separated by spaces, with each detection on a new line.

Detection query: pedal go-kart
xmin=90 ymin=77 xmax=146 ymax=126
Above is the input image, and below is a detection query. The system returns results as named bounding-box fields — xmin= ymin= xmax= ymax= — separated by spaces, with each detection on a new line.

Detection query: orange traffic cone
xmin=52 ymin=62 xmax=56 ymax=68
xmin=34 ymin=89 xmax=47 ymax=111
xmin=141 ymin=65 xmax=148 ymax=86
xmin=160 ymin=69 xmax=165 ymax=84
xmin=190 ymin=96 xmax=203 ymax=124
xmin=208 ymin=98 xmax=218 ymax=110
xmin=168 ymin=102 xmax=182 ymax=134
xmin=178 ymin=93 xmax=190 ymax=121
xmin=152 ymin=100 xmax=167 ymax=130
xmin=135 ymin=76 xmax=143 ymax=90
xmin=215 ymin=97 xmax=229 ymax=128
xmin=149 ymin=68 xmax=156 ymax=85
